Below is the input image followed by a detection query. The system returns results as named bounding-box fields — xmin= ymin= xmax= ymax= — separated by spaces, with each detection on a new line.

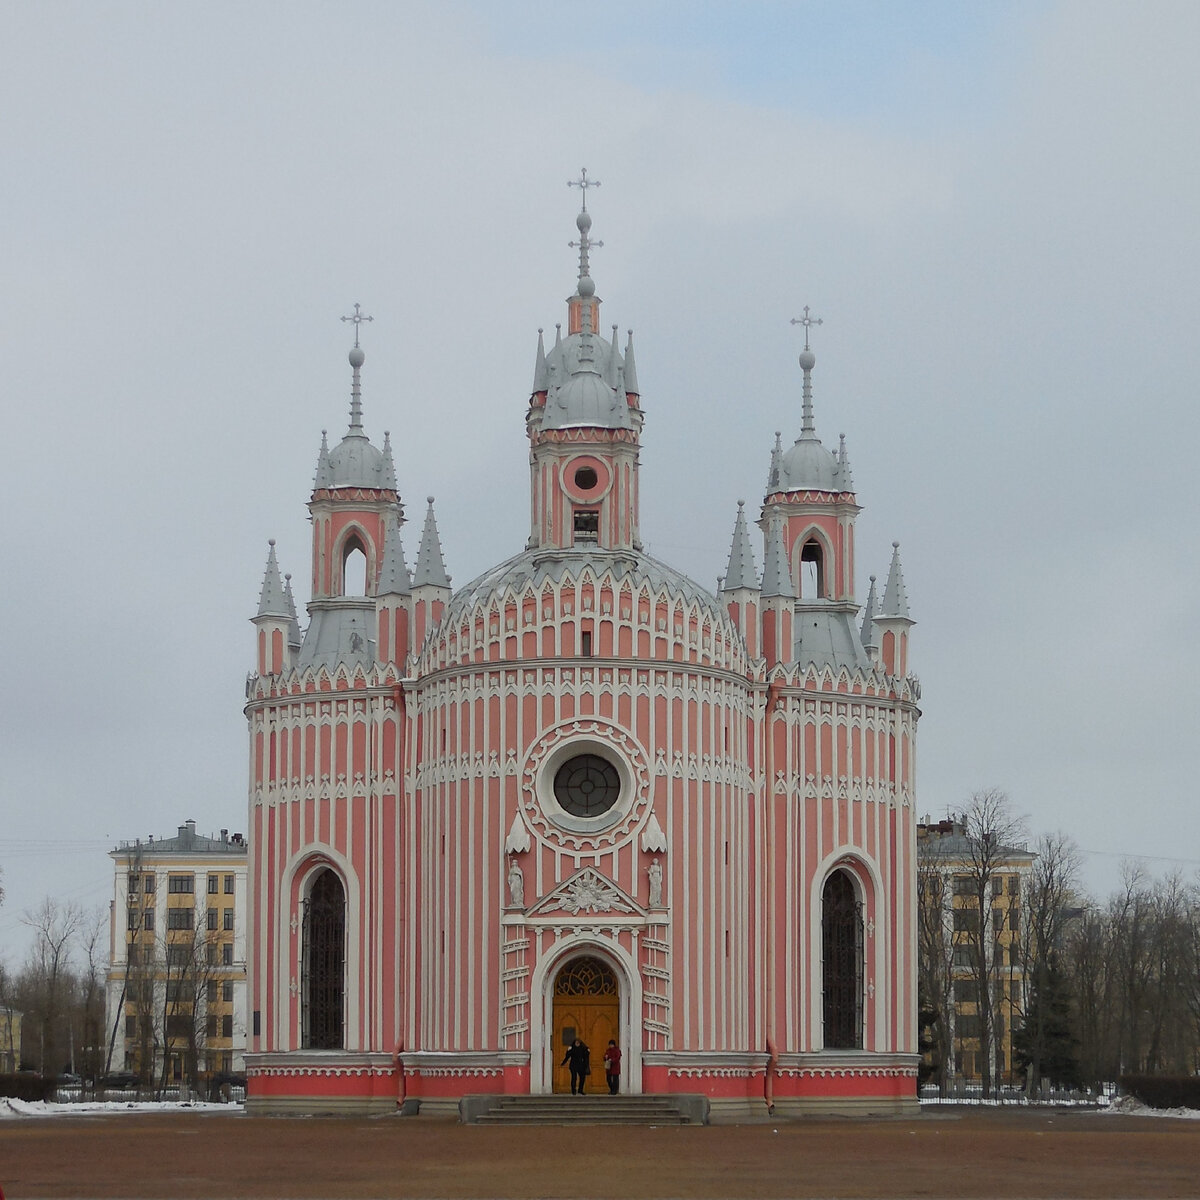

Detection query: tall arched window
xmin=342 ymin=539 xmax=367 ymax=596
xmin=302 ymin=869 xmax=345 ymax=1049
xmin=800 ymin=539 xmax=825 ymax=598
xmin=822 ymin=869 xmax=864 ymax=1049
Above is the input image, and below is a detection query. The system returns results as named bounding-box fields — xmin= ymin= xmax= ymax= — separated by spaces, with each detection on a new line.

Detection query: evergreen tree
xmin=1014 ymin=952 xmax=1082 ymax=1091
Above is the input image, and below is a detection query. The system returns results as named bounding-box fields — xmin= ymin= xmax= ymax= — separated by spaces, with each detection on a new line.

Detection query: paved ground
xmin=2 ymin=1108 xmax=1199 ymax=1199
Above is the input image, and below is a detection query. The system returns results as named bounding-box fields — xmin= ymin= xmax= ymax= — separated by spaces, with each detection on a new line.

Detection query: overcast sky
xmin=2 ymin=1 xmax=1198 ymax=964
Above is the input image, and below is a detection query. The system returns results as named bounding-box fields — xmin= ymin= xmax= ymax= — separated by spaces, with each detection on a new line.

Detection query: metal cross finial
xmin=790 ymin=305 xmax=823 ymax=351
xmin=568 ymin=167 xmax=601 ymax=211
xmin=341 ymin=302 xmax=374 ymax=348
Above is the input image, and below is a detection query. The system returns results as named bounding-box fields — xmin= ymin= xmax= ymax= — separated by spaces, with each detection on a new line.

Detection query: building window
xmin=222 ymin=943 xmax=233 ymax=966
xmin=168 ymin=875 xmax=194 ymax=894
xmin=580 ymin=629 xmax=593 ymax=657
xmin=166 ymin=981 xmax=195 ymax=1003
xmin=206 ymin=1014 xmax=218 ymax=1038
xmin=224 ymin=875 xmax=235 ymax=894
xmin=167 ymin=908 xmax=193 ymax=930
xmin=303 ymin=869 xmax=346 ymax=1050
xmin=143 ymin=875 xmax=155 ymax=894
xmin=207 ymin=944 xmax=218 ymax=965
xmin=223 ymin=909 xmax=234 ymax=931
xmin=127 ymin=944 xmax=140 ymax=965
xmin=128 ymin=873 xmax=140 ymax=894
xmin=125 ymin=1015 xmax=138 ymax=1038
xmin=821 ymin=869 xmax=864 ymax=1050
xmin=207 ymin=875 xmax=219 ymax=894
xmin=166 ymin=1014 xmax=191 ymax=1039
xmin=143 ymin=910 xmax=155 ymax=932
xmin=207 ymin=981 xmax=218 ymax=1003
xmin=127 ymin=909 xmax=138 ymax=931
xmin=953 ymin=979 xmax=978 ymax=1004
xmin=553 ymin=754 xmax=620 ymax=818
xmin=207 ymin=909 xmax=218 ymax=931
xmin=800 ymin=539 xmax=825 ymax=598
xmin=166 ymin=945 xmax=190 ymax=968
xmin=222 ymin=981 xmax=233 ymax=1003
xmin=952 ymin=876 xmax=973 ymax=896
xmin=221 ymin=1014 xmax=233 ymax=1039
xmin=953 ymin=908 xmax=979 ymax=933
xmin=573 ymin=509 xmax=599 ymax=543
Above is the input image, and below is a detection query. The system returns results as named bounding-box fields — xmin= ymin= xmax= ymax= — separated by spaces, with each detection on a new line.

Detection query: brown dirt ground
xmin=2 ymin=1108 xmax=1199 ymax=1199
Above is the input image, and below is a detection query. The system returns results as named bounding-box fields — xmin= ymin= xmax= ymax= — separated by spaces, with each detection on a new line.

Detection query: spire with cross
xmin=790 ymin=305 xmax=822 ymax=435
xmin=341 ymin=302 xmax=373 ymax=349
xmin=790 ymin=305 xmax=822 ymax=352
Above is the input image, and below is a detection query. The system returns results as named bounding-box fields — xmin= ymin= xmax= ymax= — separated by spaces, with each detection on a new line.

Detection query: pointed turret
xmin=767 ymin=431 xmax=782 ymax=491
xmin=873 ymin=542 xmax=915 ymax=677
xmin=381 ymin=431 xmax=398 ymax=492
xmin=252 ymin=540 xmax=292 ymax=675
xmin=860 ymin=573 xmax=879 ymax=658
xmin=838 ymin=433 xmax=855 ymax=492
xmin=378 ymin=516 xmax=412 ymax=596
xmin=532 ymin=328 xmax=548 ymax=393
xmin=760 ymin=510 xmax=795 ymax=667
xmin=722 ymin=501 xmax=759 ymax=592
xmin=314 ymin=431 xmax=332 ymax=490
xmin=413 ymin=497 xmax=450 ymax=589
xmin=623 ymin=330 xmax=640 ymax=396
xmin=376 ymin=511 xmax=412 ymax=668
xmin=283 ymin=573 xmax=302 ymax=652
xmin=411 ymin=497 xmax=451 ymax=651
xmin=761 ymin=511 xmax=795 ymax=600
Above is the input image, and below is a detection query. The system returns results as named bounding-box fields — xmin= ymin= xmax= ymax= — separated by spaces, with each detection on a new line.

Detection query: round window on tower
xmin=553 ymin=753 xmax=621 ymax=818
xmin=574 ymin=465 xmax=598 ymax=491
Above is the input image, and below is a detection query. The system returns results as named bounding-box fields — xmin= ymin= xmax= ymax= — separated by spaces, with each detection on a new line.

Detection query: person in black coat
xmin=560 ymin=1038 xmax=590 ymax=1094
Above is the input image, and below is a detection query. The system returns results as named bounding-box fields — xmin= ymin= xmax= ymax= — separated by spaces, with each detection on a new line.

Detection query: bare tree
xmin=1014 ymin=832 xmax=1081 ymax=1092
xmin=75 ymin=908 xmax=108 ymax=1086
xmin=21 ymin=898 xmax=82 ymax=1075
xmin=955 ymin=789 xmax=1028 ymax=1098
xmin=916 ymin=839 xmax=956 ymax=1093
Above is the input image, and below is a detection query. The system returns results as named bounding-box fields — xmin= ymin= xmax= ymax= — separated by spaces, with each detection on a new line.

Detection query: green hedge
xmin=0 ymin=1073 xmax=58 ymax=1102
xmin=1119 ymin=1075 xmax=1200 ymax=1110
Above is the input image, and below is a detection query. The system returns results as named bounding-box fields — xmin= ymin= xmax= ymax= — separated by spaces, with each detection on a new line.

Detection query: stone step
xmin=461 ymin=1093 xmax=708 ymax=1125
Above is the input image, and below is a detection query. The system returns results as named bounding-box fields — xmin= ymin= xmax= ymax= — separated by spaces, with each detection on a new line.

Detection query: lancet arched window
xmin=821 ymin=869 xmax=864 ymax=1049
xmin=302 ymin=869 xmax=345 ymax=1050
xmin=342 ymin=536 xmax=367 ymax=597
xmin=800 ymin=539 xmax=825 ymax=599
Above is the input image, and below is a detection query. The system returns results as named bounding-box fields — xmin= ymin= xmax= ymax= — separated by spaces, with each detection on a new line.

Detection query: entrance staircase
xmin=460 ymin=1093 xmax=709 ymax=1125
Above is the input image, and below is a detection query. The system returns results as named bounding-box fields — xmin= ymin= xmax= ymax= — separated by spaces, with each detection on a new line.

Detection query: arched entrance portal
xmin=551 ymin=956 xmax=619 ymax=1094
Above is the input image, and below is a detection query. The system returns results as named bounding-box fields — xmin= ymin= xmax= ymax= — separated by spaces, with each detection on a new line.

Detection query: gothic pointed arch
xmin=791 ymin=524 xmax=834 ymax=599
xmin=821 ymin=867 xmax=864 ymax=1049
xmin=303 ymin=867 xmax=346 ymax=1049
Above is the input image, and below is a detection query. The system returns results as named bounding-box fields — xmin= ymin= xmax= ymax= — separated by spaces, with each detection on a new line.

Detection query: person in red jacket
xmin=603 ymin=1039 xmax=621 ymax=1095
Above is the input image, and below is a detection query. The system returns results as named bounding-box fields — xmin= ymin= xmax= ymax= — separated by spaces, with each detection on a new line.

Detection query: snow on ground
xmin=1102 ymin=1095 xmax=1200 ymax=1120
xmin=0 ymin=1097 xmax=243 ymax=1118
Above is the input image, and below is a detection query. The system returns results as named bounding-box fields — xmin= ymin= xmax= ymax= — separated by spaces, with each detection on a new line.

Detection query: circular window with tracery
xmin=555 ymin=955 xmax=618 ymax=996
xmin=553 ymin=754 xmax=620 ymax=817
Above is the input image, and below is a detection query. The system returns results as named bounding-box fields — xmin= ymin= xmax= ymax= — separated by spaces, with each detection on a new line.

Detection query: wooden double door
xmin=551 ymin=956 xmax=619 ymax=1094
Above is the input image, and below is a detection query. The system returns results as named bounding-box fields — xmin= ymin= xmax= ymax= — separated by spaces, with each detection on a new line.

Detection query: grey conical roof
xmin=283 ymin=573 xmax=303 ymax=648
xmin=860 ymin=573 xmax=878 ymax=650
xmin=623 ymin=330 xmax=640 ymax=395
xmin=760 ymin=511 xmax=795 ymax=599
xmin=879 ymin=543 xmax=911 ymax=619
xmin=257 ymin=541 xmax=289 ymax=618
xmin=378 ymin=517 xmax=412 ymax=596
xmin=381 ymin=431 xmax=398 ymax=491
xmin=313 ymin=431 xmax=333 ymax=490
xmin=532 ymin=329 xmax=548 ymax=392
xmin=412 ymin=497 xmax=451 ymax=589
xmin=722 ymin=501 xmax=759 ymax=591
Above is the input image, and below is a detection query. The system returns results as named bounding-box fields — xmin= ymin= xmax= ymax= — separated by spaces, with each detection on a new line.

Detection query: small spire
xmin=790 ymin=306 xmax=822 ymax=439
xmin=532 ymin=328 xmax=548 ymax=393
xmin=257 ymin=540 xmax=289 ymax=618
xmin=880 ymin=542 xmax=911 ymax=619
xmin=767 ymin=431 xmax=783 ymax=491
xmin=412 ymin=497 xmax=451 ymax=589
xmin=567 ymin=168 xmax=603 ymax=285
xmin=283 ymin=573 xmax=302 ymax=649
xmin=341 ymin=304 xmax=373 ymax=436
xmin=837 ymin=432 xmax=855 ymax=491
xmin=624 ymin=330 xmax=640 ymax=395
xmin=381 ymin=431 xmax=398 ymax=491
xmin=314 ymin=430 xmax=332 ymax=490
xmin=722 ymin=501 xmax=759 ymax=592
xmin=760 ymin=510 xmax=795 ymax=599
xmin=860 ymin=573 xmax=878 ymax=650
xmin=378 ymin=512 xmax=412 ymax=596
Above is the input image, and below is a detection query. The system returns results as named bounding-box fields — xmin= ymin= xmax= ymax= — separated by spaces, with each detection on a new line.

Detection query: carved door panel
xmin=550 ymin=956 xmax=619 ymax=1094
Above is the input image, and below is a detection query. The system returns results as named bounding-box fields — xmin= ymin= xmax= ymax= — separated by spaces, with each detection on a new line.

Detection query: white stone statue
xmin=648 ymin=857 xmax=663 ymax=908
xmin=507 ymin=856 xmax=524 ymax=908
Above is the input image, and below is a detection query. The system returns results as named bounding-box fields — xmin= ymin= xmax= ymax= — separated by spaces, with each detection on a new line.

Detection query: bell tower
xmin=526 ymin=170 xmax=642 ymax=554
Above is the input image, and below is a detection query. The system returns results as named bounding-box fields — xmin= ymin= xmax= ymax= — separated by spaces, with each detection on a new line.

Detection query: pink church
xmin=244 ymin=186 xmax=921 ymax=1118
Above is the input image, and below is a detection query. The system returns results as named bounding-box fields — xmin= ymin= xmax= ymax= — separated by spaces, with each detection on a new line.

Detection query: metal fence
xmin=920 ymin=1081 xmax=1116 ymax=1107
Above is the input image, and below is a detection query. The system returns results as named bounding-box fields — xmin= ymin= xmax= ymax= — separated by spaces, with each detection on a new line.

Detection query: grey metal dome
xmin=325 ymin=432 xmax=389 ymax=489
xmin=777 ymin=436 xmax=843 ymax=491
xmin=540 ymin=331 xmax=634 ymax=432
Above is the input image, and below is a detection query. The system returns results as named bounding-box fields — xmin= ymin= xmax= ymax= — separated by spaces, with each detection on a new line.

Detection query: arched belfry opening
xmin=342 ymin=537 xmax=368 ymax=597
xmin=303 ymin=869 xmax=345 ymax=1050
xmin=821 ymin=869 xmax=864 ymax=1049
xmin=800 ymin=538 xmax=825 ymax=599
xmin=551 ymin=955 xmax=619 ymax=1093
